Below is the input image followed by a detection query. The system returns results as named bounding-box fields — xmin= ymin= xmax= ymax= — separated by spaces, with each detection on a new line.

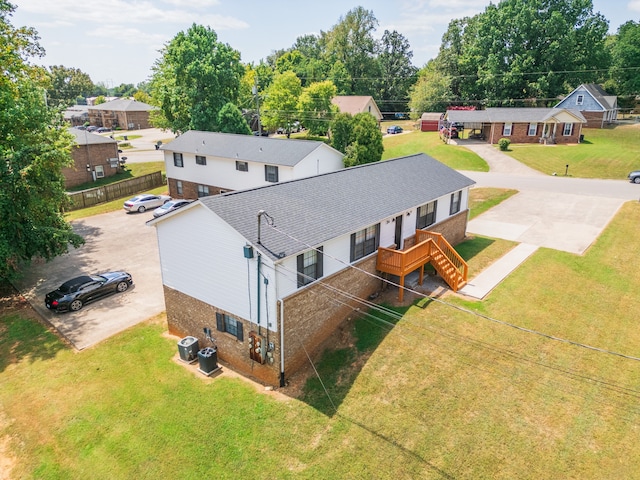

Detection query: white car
xmin=123 ymin=194 xmax=171 ymax=213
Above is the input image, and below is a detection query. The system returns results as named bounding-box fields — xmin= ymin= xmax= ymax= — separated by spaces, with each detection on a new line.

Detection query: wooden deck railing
xmin=377 ymin=230 xmax=468 ymax=301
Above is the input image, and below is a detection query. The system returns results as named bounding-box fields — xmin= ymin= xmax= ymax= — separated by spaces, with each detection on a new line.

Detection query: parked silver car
xmin=123 ymin=194 xmax=171 ymax=213
xmin=628 ymin=170 xmax=640 ymax=184
xmin=152 ymin=199 xmax=193 ymax=218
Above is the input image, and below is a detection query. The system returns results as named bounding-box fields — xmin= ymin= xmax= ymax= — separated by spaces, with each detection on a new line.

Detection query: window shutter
xmin=236 ymin=321 xmax=244 ymax=341
xmin=264 ymin=165 xmax=268 ymax=181
xmin=350 ymin=233 xmax=356 ymax=262
xmin=317 ymin=246 xmax=324 ymax=279
xmin=215 ymin=312 xmax=224 ymax=332
xmin=374 ymin=224 xmax=380 ymax=249
xmin=297 ymin=253 xmax=304 ymax=288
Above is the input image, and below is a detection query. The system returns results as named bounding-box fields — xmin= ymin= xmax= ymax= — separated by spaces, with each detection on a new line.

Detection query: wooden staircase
xmin=377 ymin=230 xmax=468 ymax=301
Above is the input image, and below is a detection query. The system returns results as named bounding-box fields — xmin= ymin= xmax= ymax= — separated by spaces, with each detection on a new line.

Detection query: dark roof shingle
xmin=199 ymin=154 xmax=475 ymax=260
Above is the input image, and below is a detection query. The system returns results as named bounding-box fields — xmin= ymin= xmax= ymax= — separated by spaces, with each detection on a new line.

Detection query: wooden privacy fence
xmin=67 ymin=171 xmax=165 ymax=211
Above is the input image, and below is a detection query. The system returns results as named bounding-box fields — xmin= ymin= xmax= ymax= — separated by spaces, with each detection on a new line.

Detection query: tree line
xmin=2 ymin=0 xmax=639 ymax=278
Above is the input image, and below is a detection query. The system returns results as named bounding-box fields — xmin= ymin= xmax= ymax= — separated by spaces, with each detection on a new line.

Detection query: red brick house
xmin=444 ymin=108 xmax=587 ymax=144
xmin=88 ymin=98 xmax=156 ymax=130
xmin=148 ymin=154 xmax=474 ymax=386
xmin=65 ymin=128 xmax=121 ymax=188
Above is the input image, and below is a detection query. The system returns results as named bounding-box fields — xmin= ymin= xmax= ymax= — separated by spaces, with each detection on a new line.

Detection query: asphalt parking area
xmin=13 ymin=210 xmax=164 ymax=350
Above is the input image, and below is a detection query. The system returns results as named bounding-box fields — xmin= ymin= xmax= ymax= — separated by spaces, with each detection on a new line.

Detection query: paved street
xmin=455 ymin=141 xmax=639 ymax=298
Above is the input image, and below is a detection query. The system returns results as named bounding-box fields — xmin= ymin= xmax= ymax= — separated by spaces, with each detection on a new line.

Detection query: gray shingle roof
xmin=447 ymin=108 xmax=586 ymax=123
xmin=197 ymin=154 xmax=475 ymax=261
xmin=68 ymin=128 xmax=117 ymax=146
xmin=88 ymin=98 xmax=156 ymax=112
xmin=160 ymin=130 xmax=341 ymax=167
xmin=582 ymin=84 xmax=616 ymax=110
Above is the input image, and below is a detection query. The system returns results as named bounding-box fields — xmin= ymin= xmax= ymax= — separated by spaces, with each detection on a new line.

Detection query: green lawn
xmin=65 ymin=162 xmax=167 ymax=220
xmin=506 ymin=124 xmax=640 ymax=178
xmin=383 ymin=130 xmax=489 ymax=171
xmin=5 ymin=189 xmax=640 ymax=478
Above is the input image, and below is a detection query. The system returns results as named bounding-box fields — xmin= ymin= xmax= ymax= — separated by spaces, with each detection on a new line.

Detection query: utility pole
xmin=252 ymin=78 xmax=262 ymax=135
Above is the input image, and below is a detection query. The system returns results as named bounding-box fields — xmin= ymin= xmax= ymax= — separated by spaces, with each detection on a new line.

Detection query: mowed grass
xmin=383 ymin=129 xmax=489 ymax=171
xmin=506 ymin=124 xmax=640 ymax=178
xmin=5 ymin=190 xmax=640 ymax=477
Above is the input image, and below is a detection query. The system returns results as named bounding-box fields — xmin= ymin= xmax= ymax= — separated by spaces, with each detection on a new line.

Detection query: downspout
xmin=257 ymin=252 xmax=261 ymax=336
xmin=279 ymin=298 xmax=285 ymax=387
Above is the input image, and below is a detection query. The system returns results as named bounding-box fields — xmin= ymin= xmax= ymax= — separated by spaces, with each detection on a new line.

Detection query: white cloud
xmin=15 ymin=0 xmax=248 ymax=29
xmin=161 ymin=0 xmax=220 ymax=6
xmin=629 ymin=0 xmax=640 ymax=11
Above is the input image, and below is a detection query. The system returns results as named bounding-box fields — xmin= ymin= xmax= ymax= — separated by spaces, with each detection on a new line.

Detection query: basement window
xmin=216 ymin=312 xmax=244 ymax=341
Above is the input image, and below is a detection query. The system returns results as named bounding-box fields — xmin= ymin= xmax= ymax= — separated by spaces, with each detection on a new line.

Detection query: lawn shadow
xmin=298 ymin=303 xmax=413 ymax=416
xmin=456 ymin=235 xmax=496 ymax=262
xmin=0 ymin=283 xmax=68 ymax=373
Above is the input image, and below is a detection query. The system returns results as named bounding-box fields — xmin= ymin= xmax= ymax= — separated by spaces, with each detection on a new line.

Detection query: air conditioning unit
xmin=177 ymin=336 xmax=199 ymax=363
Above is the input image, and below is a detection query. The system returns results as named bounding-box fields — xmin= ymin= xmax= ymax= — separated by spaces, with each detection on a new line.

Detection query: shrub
xmin=498 ymin=138 xmax=511 ymax=151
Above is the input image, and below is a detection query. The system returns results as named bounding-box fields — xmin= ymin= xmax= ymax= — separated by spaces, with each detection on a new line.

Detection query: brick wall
xmin=164 ymin=211 xmax=469 ymax=385
xmin=64 ymin=143 xmax=120 ymax=188
xmin=167 ymin=178 xmax=229 ymax=199
xmin=582 ymin=111 xmax=606 ymax=129
xmin=490 ymin=122 xmax=581 ymax=144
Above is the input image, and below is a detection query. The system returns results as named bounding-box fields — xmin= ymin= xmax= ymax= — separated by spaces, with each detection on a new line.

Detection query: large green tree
xmin=297 ymin=80 xmax=338 ymax=136
xmin=0 ymin=1 xmax=83 ymax=280
xmin=217 ymin=102 xmax=251 ymax=134
xmin=261 ymin=70 xmax=303 ymax=132
xmin=408 ymin=62 xmax=453 ymax=115
xmin=376 ymin=30 xmax=417 ymax=115
xmin=46 ymin=65 xmax=95 ymax=107
xmin=323 ymin=7 xmax=381 ymax=95
xmin=435 ymin=0 xmax=609 ymax=105
xmin=331 ymin=112 xmax=383 ymax=167
xmin=150 ymin=24 xmax=244 ymax=134
xmin=609 ymin=21 xmax=640 ymax=96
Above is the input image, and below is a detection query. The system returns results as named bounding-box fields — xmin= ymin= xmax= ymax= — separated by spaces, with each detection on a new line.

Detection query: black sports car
xmin=45 ymin=271 xmax=133 ymax=312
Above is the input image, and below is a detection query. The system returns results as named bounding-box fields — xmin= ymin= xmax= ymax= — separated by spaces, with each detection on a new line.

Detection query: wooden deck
xmin=376 ymin=230 xmax=468 ymax=301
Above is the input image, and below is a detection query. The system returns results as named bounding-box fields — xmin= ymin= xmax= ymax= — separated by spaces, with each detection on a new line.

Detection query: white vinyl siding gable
xmin=155 ymin=206 xmax=258 ymax=322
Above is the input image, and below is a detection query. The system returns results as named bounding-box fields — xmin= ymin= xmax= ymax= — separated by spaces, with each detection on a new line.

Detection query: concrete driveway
xmin=14 ymin=210 xmax=164 ymax=350
xmin=455 ymin=141 xmax=640 ymax=298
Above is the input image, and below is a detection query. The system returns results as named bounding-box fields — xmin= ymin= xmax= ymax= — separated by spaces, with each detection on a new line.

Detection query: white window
xmin=95 ymin=165 xmax=104 ymax=178
xmin=503 ymin=123 xmax=512 ymax=136
xmin=176 ymin=180 xmax=183 ymax=195
xmin=576 ymin=94 xmax=584 ymax=105
xmin=195 ymin=155 xmax=206 ymax=166
xmin=563 ymin=123 xmax=573 ymax=136
xmin=527 ymin=123 xmax=537 ymax=136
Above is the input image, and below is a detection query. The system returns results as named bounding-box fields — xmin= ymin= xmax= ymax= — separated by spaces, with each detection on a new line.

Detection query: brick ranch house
xmin=65 ymin=128 xmax=121 ymax=188
xmin=88 ymin=98 xmax=156 ymax=130
xmin=147 ymin=154 xmax=475 ymax=386
xmin=160 ymin=131 xmax=344 ymax=199
xmin=445 ymin=107 xmax=587 ymax=145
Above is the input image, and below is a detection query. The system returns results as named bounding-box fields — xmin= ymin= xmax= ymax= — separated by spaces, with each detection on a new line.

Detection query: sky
xmin=10 ymin=0 xmax=640 ymax=87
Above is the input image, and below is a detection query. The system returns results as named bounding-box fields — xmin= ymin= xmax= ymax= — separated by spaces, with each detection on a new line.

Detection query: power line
xmin=265 ymin=222 xmax=640 ymax=363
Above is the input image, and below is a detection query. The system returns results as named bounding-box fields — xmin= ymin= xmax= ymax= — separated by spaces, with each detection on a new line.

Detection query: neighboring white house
xmin=554 ymin=83 xmax=618 ymax=128
xmin=160 ymin=131 xmax=345 ymax=198
xmin=148 ymin=153 xmax=475 ymax=386
xmin=331 ymin=96 xmax=383 ymax=123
